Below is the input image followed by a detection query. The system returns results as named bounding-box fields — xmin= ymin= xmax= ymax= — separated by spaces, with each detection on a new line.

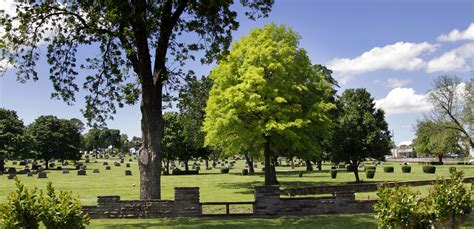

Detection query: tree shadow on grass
xmin=91 ymin=214 xmax=378 ymax=229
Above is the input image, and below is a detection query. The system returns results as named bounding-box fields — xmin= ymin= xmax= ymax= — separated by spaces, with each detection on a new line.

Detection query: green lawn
xmin=2 ymin=157 xmax=474 ymax=227
xmin=1 ymin=157 xmax=473 ymax=205
xmin=86 ymin=213 xmax=474 ymax=229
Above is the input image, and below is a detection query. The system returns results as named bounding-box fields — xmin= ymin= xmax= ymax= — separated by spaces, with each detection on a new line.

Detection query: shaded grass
xmin=89 ymin=214 xmax=378 ymax=229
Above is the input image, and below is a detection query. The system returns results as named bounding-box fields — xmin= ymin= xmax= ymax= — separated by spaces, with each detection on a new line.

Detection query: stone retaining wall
xmin=282 ymin=176 xmax=474 ymax=196
xmin=255 ymin=186 xmax=376 ymax=216
xmin=83 ymin=187 xmax=200 ymax=218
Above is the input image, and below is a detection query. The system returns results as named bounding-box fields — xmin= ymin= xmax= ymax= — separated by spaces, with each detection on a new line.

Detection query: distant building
xmin=391 ymin=144 xmax=414 ymax=158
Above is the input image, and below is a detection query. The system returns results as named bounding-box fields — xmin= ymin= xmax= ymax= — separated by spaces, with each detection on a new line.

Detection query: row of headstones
xmin=2 ymin=168 xmax=133 ymax=178
xmin=102 ymin=161 xmax=132 ymax=167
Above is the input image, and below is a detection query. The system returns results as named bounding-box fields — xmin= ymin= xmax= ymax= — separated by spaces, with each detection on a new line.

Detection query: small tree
xmin=329 ymin=89 xmax=392 ymax=182
xmin=413 ymin=120 xmax=463 ymax=163
xmin=27 ymin=116 xmax=82 ymax=169
xmin=0 ymin=108 xmax=31 ymax=172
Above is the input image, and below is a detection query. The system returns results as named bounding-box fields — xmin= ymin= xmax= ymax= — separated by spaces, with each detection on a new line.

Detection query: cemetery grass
xmin=1 ymin=157 xmax=473 ymax=210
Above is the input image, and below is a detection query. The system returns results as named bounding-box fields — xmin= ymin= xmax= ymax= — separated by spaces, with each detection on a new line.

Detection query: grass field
xmin=1 ymin=156 xmax=473 ymax=206
xmin=88 ymin=213 xmax=474 ymax=229
xmin=2 ymin=156 xmax=474 ymax=227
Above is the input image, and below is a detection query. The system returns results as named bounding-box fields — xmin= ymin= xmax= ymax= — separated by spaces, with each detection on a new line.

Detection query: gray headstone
xmin=105 ymin=166 xmax=111 ymax=170
xmin=126 ymin=163 xmax=130 ymax=168
xmin=7 ymin=173 xmax=16 ymax=179
xmin=77 ymin=170 xmax=87 ymax=176
xmin=92 ymin=169 xmax=100 ymax=173
xmin=62 ymin=169 xmax=70 ymax=174
xmin=103 ymin=162 xmax=108 ymax=166
xmin=125 ymin=170 xmax=132 ymax=176
xmin=27 ymin=172 xmax=33 ymax=177
xmin=37 ymin=171 xmax=47 ymax=178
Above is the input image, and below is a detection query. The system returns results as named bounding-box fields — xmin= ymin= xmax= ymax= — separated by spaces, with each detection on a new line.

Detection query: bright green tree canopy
xmin=203 ymin=24 xmax=335 ymax=159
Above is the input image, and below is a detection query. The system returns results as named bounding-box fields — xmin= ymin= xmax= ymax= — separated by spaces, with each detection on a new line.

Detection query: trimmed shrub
xmin=345 ymin=164 xmax=354 ymax=172
xmin=220 ymin=168 xmax=230 ymax=174
xmin=242 ymin=169 xmax=248 ymax=176
xmin=366 ymin=169 xmax=376 ymax=179
xmin=430 ymin=161 xmax=443 ymax=165
xmin=457 ymin=162 xmax=465 ymax=165
xmin=422 ymin=165 xmax=436 ymax=174
xmin=449 ymin=167 xmax=456 ymax=173
xmin=383 ymin=166 xmax=394 ymax=173
xmin=401 ymin=165 xmax=411 ymax=173
xmin=330 ymin=169 xmax=337 ymax=179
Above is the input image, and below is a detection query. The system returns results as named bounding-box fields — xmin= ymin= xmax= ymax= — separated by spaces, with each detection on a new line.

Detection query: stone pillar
xmin=174 ymin=187 xmax=201 ymax=217
xmin=254 ymin=186 xmax=280 ymax=216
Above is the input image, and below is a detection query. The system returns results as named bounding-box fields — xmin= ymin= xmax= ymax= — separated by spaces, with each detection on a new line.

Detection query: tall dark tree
xmin=1 ymin=0 xmax=272 ymax=199
xmin=27 ymin=116 xmax=82 ymax=169
xmin=330 ymin=89 xmax=391 ymax=182
xmin=0 ymin=108 xmax=31 ymax=172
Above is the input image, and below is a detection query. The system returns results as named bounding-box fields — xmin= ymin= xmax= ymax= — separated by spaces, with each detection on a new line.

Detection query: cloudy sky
xmin=0 ymin=0 xmax=473 ymax=145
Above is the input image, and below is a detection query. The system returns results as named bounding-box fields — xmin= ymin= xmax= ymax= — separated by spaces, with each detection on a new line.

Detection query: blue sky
xmin=1 ymin=0 xmax=473 ymax=145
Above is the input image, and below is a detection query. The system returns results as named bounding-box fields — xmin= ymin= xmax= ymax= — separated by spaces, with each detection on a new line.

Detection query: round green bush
xmin=242 ymin=169 xmax=248 ymax=176
xmin=330 ymin=169 xmax=337 ymax=179
xmin=345 ymin=164 xmax=354 ymax=172
xmin=449 ymin=167 xmax=456 ymax=173
xmin=383 ymin=166 xmax=394 ymax=173
xmin=366 ymin=169 xmax=376 ymax=179
xmin=220 ymin=168 xmax=230 ymax=174
xmin=422 ymin=165 xmax=436 ymax=174
xmin=401 ymin=165 xmax=411 ymax=173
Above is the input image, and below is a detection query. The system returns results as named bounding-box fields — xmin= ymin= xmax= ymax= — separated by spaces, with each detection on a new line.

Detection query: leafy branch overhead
xmin=0 ymin=0 xmax=274 ymax=125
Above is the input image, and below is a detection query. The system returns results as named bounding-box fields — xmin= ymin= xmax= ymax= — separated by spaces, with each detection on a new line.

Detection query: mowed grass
xmin=1 ymin=156 xmax=473 ymax=206
xmin=88 ymin=213 xmax=474 ymax=229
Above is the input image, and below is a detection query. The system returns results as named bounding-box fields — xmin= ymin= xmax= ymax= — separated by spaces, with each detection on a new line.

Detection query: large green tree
xmin=0 ymin=108 xmax=31 ymax=172
xmin=203 ymin=24 xmax=335 ymax=185
xmin=428 ymin=76 xmax=473 ymax=148
xmin=330 ymin=89 xmax=391 ymax=182
xmin=27 ymin=116 xmax=82 ymax=169
xmin=413 ymin=120 xmax=463 ymax=163
xmin=0 ymin=0 xmax=272 ymax=199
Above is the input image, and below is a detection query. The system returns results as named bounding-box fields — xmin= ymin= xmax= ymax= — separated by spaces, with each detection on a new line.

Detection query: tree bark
xmin=138 ymin=84 xmax=163 ymax=200
xmin=244 ymin=153 xmax=255 ymax=175
xmin=0 ymin=158 xmax=4 ymax=172
xmin=316 ymin=160 xmax=322 ymax=171
xmin=45 ymin=159 xmax=49 ymax=170
xmin=264 ymin=136 xmax=278 ymax=185
xmin=305 ymin=160 xmax=313 ymax=171
xmin=438 ymin=155 xmax=443 ymax=164
xmin=184 ymin=160 xmax=189 ymax=171
xmin=352 ymin=161 xmax=360 ymax=183
xmin=205 ymin=159 xmax=209 ymax=169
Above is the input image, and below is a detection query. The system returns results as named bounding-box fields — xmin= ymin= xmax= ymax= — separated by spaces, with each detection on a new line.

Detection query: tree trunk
xmin=0 ymin=158 xmax=4 ymax=172
xmin=45 ymin=159 xmax=49 ymax=170
xmin=138 ymin=84 xmax=163 ymax=200
xmin=352 ymin=162 xmax=360 ymax=182
xmin=305 ymin=160 xmax=313 ymax=171
xmin=264 ymin=136 xmax=278 ymax=185
xmin=184 ymin=160 xmax=189 ymax=171
xmin=438 ymin=155 xmax=443 ymax=164
xmin=205 ymin=159 xmax=209 ymax=169
xmin=244 ymin=153 xmax=255 ymax=175
xmin=317 ymin=161 xmax=322 ymax=171
xmin=165 ymin=159 xmax=170 ymax=173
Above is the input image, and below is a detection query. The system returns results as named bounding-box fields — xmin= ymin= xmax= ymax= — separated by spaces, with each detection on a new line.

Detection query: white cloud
xmin=327 ymin=42 xmax=437 ymax=83
xmin=437 ymin=23 xmax=474 ymax=42
xmin=426 ymin=43 xmax=474 ymax=73
xmin=397 ymin=140 xmax=412 ymax=147
xmin=386 ymin=78 xmax=411 ymax=88
xmin=375 ymin=87 xmax=432 ymax=115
